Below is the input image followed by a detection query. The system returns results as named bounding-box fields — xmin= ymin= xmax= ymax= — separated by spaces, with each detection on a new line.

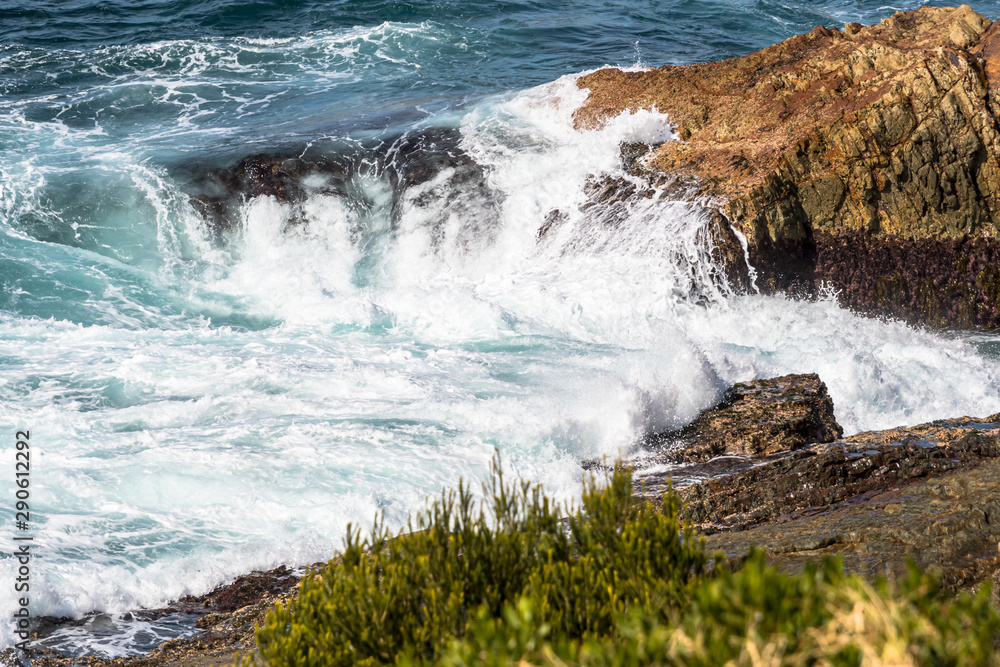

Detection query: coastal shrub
xmin=248 ymin=458 xmax=1000 ymax=666
xmin=434 ymin=552 xmax=1000 ymax=666
xmin=249 ymin=456 xmax=706 ymax=666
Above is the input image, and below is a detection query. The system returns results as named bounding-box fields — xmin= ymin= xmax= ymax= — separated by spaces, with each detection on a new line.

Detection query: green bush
xmin=248 ymin=457 xmax=1000 ymax=666
xmin=437 ymin=552 xmax=1000 ymax=666
xmin=249 ymin=456 xmax=705 ymax=666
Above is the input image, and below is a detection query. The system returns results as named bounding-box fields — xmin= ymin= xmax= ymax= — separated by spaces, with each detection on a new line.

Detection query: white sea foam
xmin=2 ymin=71 xmax=1000 ymax=654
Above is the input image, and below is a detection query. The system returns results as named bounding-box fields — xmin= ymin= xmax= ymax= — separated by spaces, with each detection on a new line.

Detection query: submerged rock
xmin=655 ymin=373 xmax=843 ymax=461
xmin=188 ymin=152 xmax=354 ymax=232
xmin=577 ymin=5 xmax=1000 ymax=328
xmin=183 ymin=127 xmax=499 ymax=240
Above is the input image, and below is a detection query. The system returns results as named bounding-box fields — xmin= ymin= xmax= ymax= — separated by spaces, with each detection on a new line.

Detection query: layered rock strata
xmin=577 ymin=5 xmax=1000 ymax=328
xmin=666 ymin=395 xmax=1000 ymax=597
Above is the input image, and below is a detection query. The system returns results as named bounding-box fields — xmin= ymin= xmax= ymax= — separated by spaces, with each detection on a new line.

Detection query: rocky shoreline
xmin=2 ymin=567 xmax=300 ymax=667
xmin=654 ymin=374 xmax=1000 ymax=602
xmin=11 ymin=5 xmax=1000 ymax=665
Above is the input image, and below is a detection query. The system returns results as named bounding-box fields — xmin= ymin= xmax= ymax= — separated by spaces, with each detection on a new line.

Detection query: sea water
xmin=2 ymin=0 xmax=999 ymax=656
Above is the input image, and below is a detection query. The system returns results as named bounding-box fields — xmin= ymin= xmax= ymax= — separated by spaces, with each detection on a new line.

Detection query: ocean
xmin=2 ymin=0 xmax=1000 ymax=657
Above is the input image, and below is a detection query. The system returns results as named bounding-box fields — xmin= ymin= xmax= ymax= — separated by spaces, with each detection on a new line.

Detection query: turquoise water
xmin=2 ymin=0 xmax=1000 ymax=656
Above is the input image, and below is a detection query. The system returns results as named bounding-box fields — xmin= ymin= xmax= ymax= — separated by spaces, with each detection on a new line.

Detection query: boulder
xmin=576 ymin=5 xmax=1000 ymax=328
xmin=655 ymin=373 xmax=843 ymax=461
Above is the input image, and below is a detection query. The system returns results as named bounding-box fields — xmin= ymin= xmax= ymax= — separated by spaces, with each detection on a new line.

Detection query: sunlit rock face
xmin=577 ymin=6 xmax=1000 ymax=328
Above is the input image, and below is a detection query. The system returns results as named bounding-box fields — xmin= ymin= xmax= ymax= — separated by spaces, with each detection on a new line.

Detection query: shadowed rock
xmin=384 ymin=126 xmax=481 ymax=190
xmin=188 ymin=153 xmax=354 ymax=232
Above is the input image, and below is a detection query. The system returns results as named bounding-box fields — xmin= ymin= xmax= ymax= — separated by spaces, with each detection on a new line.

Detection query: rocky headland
xmin=578 ymin=4 xmax=1000 ymax=328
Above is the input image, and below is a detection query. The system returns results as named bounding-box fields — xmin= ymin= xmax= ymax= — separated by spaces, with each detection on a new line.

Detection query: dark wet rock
xmin=581 ymin=175 xmax=644 ymax=209
xmin=188 ymin=153 xmax=354 ymax=233
xmin=702 ymin=207 xmax=757 ymax=292
xmin=187 ymin=565 xmax=297 ymax=614
xmin=220 ymin=155 xmax=306 ymax=202
xmin=577 ymin=5 xmax=1000 ymax=329
xmin=619 ymin=142 xmax=656 ymax=173
xmin=813 ymin=231 xmax=1000 ymax=328
xmin=574 ymin=149 xmax=754 ymax=295
xmin=184 ymin=127 xmax=503 ymax=251
xmin=26 ymin=566 xmax=302 ymax=667
xmin=537 ymin=209 xmax=567 ymax=239
xmin=670 ymin=415 xmax=1000 ymax=596
xmin=654 ymin=373 xmax=843 ymax=461
xmin=384 ymin=126 xmax=480 ymax=190
xmin=389 ymin=129 xmax=503 ymax=253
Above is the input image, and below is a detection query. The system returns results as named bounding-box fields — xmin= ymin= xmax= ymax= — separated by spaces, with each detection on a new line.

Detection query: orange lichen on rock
xmin=576 ymin=5 xmax=1000 ymax=245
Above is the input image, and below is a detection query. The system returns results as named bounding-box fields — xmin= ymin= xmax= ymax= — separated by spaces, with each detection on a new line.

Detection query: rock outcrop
xmin=577 ymin=5 xmax=1000 ymax=328
xmin=674 ymin=414 xmax=1000 ymax=596
xmin=654 ymin=373 xmax=843 ymax=461
xmin=640 ymin=368 xmax=1000 ymax=598
xmin=632 ymin=371 xmax=1000 ymax=598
